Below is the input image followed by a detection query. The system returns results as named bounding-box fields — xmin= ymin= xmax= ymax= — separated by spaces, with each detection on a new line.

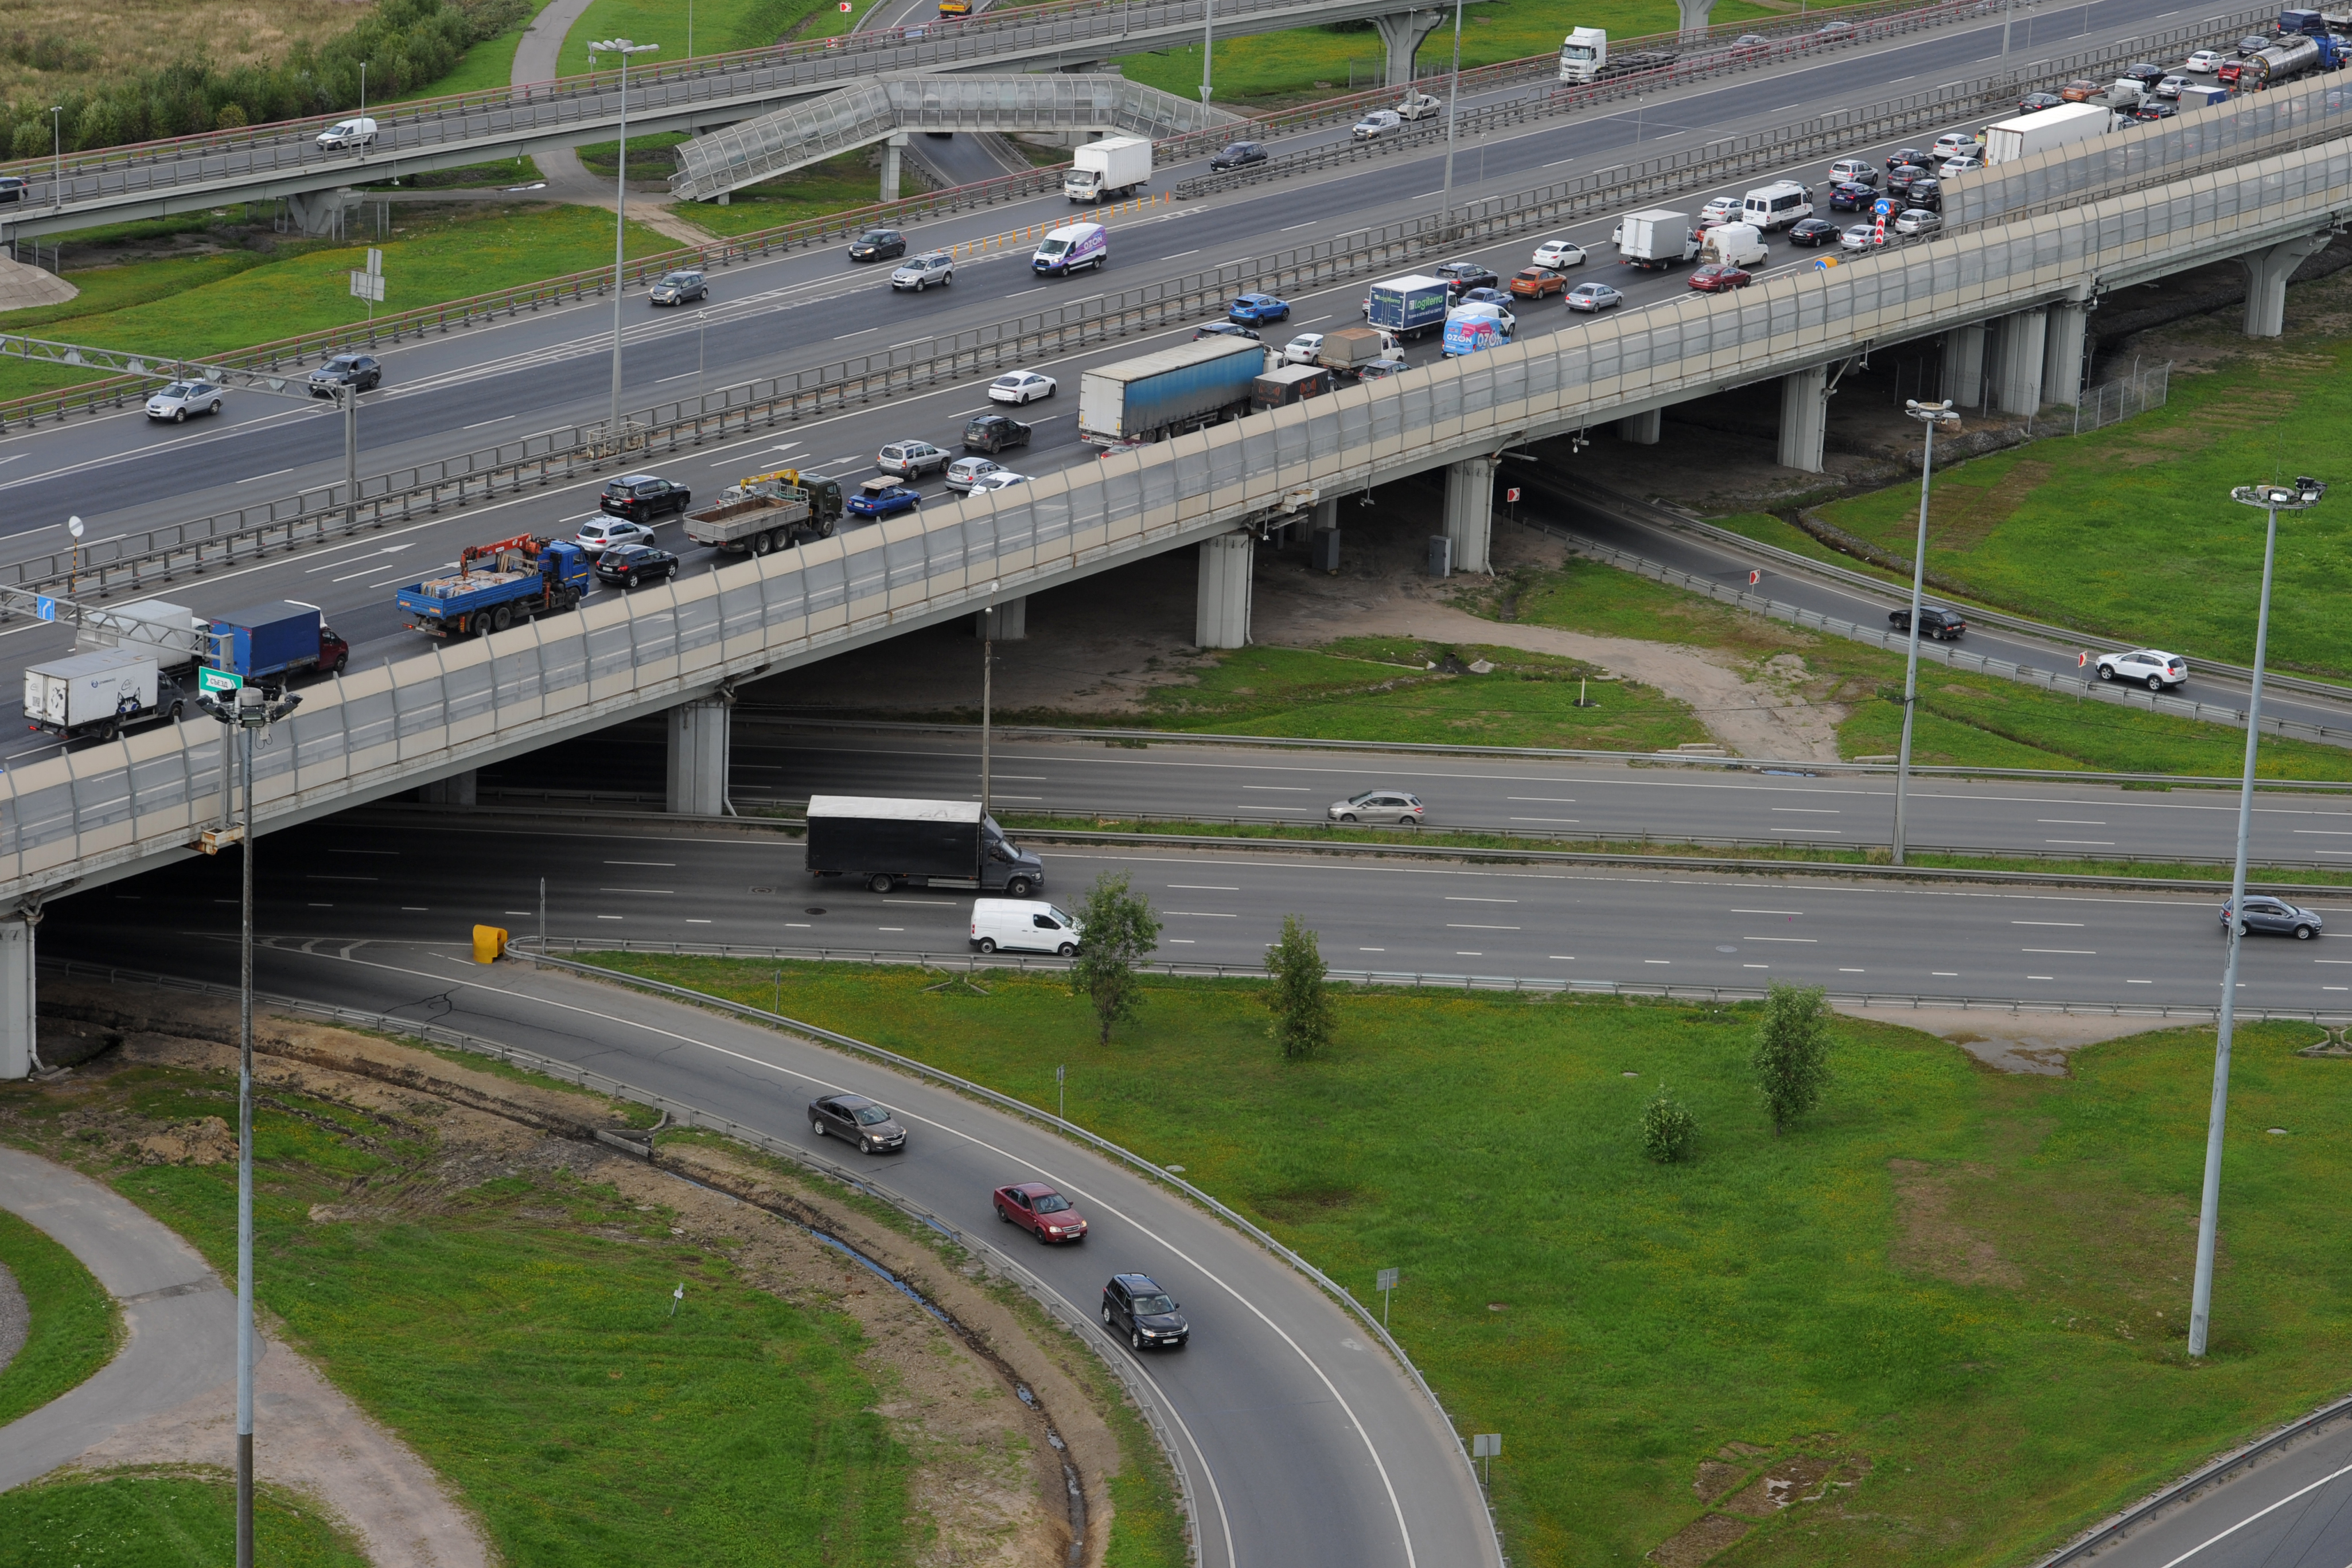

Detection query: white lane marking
xmin=1772 ymin=806 xmax=1840 ymax=813
xmin=1165 ymin=910 xmax=1236 ymax=918
xmin=1507 ymin=796 xmax=1576 ymax=802
xmin=2012 ymin=920 xmax=2085 ymax=926
xmin=238 ymin=467 xmax=293 ymax=483
xmin=605 ymin=860 xmax=676 ymax=866
xmin=2038 ymin=818 xmax=2106 ymax=825
xmin=1743 ymin=936 xmax=1816 ymax=943
xmin=2022 ymin=947 xmax=2096 ymax=954
xmin=1445 ymin=923 xmax=1519 ymax=930
xmin=1168 ymin=884 xmax=1239 ymax=890
xmin=464 ymin=415 xmax=515 ymax=428
xmin=1444 ymin=896 xmax=1518 ymax=903
xmin=1730 ymin=908 xmax=1802 ymax=915
xmin=1242 ymin=785 xmax=1309 ymax=791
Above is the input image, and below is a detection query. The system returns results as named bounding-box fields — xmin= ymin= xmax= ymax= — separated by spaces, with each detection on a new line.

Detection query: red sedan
xmin=1688 ymin=263 xmax=1753 ymax=292
xmin=994 ymin=1181 xmax=1089 ymax=1243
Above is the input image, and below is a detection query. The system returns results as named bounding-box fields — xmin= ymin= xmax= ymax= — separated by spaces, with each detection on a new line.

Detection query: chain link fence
xmin=2071 ymin=360 xmax=2172 ymax=435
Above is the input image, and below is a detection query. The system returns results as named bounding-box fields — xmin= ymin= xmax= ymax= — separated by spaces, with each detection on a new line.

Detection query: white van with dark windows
xmin=1739 ymin=180 xmax=1813 ymax=231
xmin=316 ymin=117 xmax=379 ymax=151
xmin=971 ymin=898 xmax=1084 ymax=955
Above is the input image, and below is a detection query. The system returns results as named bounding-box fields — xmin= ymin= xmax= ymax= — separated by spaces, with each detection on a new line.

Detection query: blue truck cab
xmin=396 ymin=535 xmax=591 ymax=639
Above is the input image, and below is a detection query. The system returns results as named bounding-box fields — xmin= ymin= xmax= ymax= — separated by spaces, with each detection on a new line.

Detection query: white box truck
xmin=1983 ymin=102 xmax=2109 ymax=165
xmin=72 ymin=598 xmax=206 ymax=672
xmin=24 ymin=648 xmax=182 ymax=743
xmin=1064 ymin=136 xmax=1152 ymax=202
xmin=1618 ymin=209 xmax=1700 ymax=270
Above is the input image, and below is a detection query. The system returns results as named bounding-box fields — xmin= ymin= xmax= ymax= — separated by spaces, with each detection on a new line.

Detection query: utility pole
xmin=1438 ymin=0 xmax=1466 ymax=214
xmin=2191 ymin=475 xmax=2327 ymax=1358
xmin=588 ymin=38 xmax=659 ymax=449
xmin=1890 ymin=399 xmax=1958 ymax=865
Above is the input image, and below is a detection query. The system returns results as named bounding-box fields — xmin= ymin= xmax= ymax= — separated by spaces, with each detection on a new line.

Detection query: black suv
xmin=1432 ymin=260 xmax=1498 ymax=297
xmin=848 ymin=228 xmax=907 ymax=262
xmin=963 ymin=414 xmax=1032 ymax=454
xmin=1209 ymin=140 xmax=1266 ymax=171
xmin=307 ymin=353 xmax=382 ymax=396
xmin=1101 ymin=1273 xmax=1189 ymax=1351
xmin=1888 ymin=604 xmax=1967 ymax=640
xmin=594 ymin=542 xmax=680 ymax=589
xmin=599 ymin=473 xmax=694 ymax=522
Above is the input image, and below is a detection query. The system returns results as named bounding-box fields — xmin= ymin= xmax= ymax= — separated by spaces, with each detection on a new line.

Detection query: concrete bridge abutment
xmin=878 ymin=132 xmax=910 ymax=202
xmin=667 ymin=698 xmax=731 ymax=815
xmin=1371 ymin=10 xmax=1444 ymax=87
xmin=1617 ymin=408 xmax=1661 ymax=444
xmin=1939 ymin=323 xmax=1985 ymax=407
xmin=1777 ymin=365 xmax=1828 ymax=474
xmin=1196 ymin=531 xmax=1253 ymax=649
xmin=0 ymin=916 xmax=30 ymax=1081
xmin=420 ymin=770 xmax=478 ymax=806
xmin=2238 ymin=232 xmax=2332 ymax=337
xmin=1443 ymin=455 xmax=1495 ymax=573
xmin=973 ymin=596 xmax=1027 ymax=640
xmin=1991 ymin=308 xmax=2047 ymax=417
xmin=1675 ymin=0 xmax=1716 ymax=38
xmin=2042 ymin=300 xmax=2088 ymax=409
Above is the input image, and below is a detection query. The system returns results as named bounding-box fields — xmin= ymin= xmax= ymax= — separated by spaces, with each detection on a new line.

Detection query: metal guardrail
xmin=741 ymin=714 xmax=2352 ymax=791
xmin=36 ymin=952 xmax=1217 ymax=1568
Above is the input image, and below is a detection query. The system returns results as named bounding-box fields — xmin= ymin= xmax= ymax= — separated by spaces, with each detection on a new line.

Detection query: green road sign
xmin=197 ymin=668 xmax=243 ymax=695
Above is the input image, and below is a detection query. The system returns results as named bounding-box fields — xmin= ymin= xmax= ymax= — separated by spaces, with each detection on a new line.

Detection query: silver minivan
xmin=970 ymin=898 xmax=1083 ymax=955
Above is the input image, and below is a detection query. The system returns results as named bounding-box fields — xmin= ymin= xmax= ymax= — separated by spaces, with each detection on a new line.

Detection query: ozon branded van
xmin=1032 ymin=221 xmax=1108 ymax=276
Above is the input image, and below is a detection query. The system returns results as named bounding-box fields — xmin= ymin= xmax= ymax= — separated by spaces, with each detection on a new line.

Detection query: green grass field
xmin=1 ymin=1063 xmax=910 ymax=1566
xmin=585 ymin=957 xmax=2352 ymax=1568
xmin=1486 ymin=548 xmax=2352 ymax=779
xmin=558 ymin=0 xmax=897 ymax=76
xmin=1807 ymin=317 xmax=2352 ymax=682
xmin=0 ymin=1473 xmax=368 ymax=1568
xmin=0 ymin=204 xmax=675 ymax=403
xmin=0 ymin=1204 xmax=119 ymax=1428
xmin=409 ymin=0 xmax=564 ymax=97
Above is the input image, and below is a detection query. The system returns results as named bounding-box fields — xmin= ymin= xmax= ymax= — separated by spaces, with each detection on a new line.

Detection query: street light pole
xmin=1891 ymin=399 xmax=1960 ymax=866
xmin=1438 ymin=0 xmax=1466 ymax=213
xmin=2190 ymin=475 xmax=2327 ymax=1358
xmin=1200 ymin=0 xmax=1214 ymax=104
xmin=587 ymin=38 xmax=659 ymax=448
xmin=49 ymin=106 xmax=61 ymax=214
xmin=980 ymin=580 xmax=998 ymax=818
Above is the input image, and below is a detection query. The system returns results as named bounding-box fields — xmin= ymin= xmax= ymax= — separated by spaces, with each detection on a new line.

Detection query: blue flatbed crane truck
xmin=397 ymin=533 xmax=592 ymax=638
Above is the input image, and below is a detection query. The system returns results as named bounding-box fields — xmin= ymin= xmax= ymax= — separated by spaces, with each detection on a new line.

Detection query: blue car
xmin=847 ymin=479 xmax=922 ymax=519
xmin=1228 ymin=292 xmax=1291 ymax=325
xmin=1827 ymin=181 xmax=1876 ymax=212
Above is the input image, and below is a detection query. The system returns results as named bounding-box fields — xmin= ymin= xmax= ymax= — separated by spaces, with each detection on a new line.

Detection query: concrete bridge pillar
xmin=1371 ymin=10 xmax=1444 ymax=87
xmin=1991 ymin=309 xmax=2047 ymax=417
xmin=1777 ymin=365 xmax=1828 ymax=474
xmin=420 ymin=770 xmax=477 ymax=806
xmin=1939 ymin=324 xmax=1985 ymax=407
xmin=973 ymin=596 xmax=1027 ymax=640
xmin=667 ymin=698 xmax=731 ymax=816
xmin=1675 ymin=0 xmax=1716 ymax=38
xmin=878 ymin=132 xmax=909 ymax=203
xmin=1617 ymin=408 xmax=1661 ymax=444
xmin=284 ymin=188 xmax=358 ymax=239
xmin=1196 ymin=532 xmax=1253 ymax=649
xmin=2042 ymin=301 xmax=2088 ymax=408
xmin=2238 ymin=232 xmax=2332 ymax=337
xmin=0 ymin=915 xmax=30 ymax=1081
xmin=1443 ymin=455 xmax=1496 ymax=573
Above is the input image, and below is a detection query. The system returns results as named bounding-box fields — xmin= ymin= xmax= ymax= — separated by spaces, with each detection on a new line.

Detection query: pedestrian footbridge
xmin=0 ymin=101 xmax=2344 ymax=1075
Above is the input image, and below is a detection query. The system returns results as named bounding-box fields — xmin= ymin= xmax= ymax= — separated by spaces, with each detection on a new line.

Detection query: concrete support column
xmin=1939 ymin=323 xmax=1986 ymax=407
xmin=972 ymin=596 xmax=1027 ymax=640
xmin=2042 ymin=301 xmax=2088 ymax=409
xmin=0 ymin=916 xmax=29 ymax=1081
xmin=420 ymin=769 xmax=477 ymax=806
xmin=1991 ymin=308 xmax=2047 ymax=417
xmin=667 ymin=698 xmax=731 ymax=816
xmin=1616 ymin=408 xmax=1661 ymax=444
xmin=2238 ymin=232 xmax=2331 ymax=337
xmin=1675 ymin=0 xmax=1716 ymax=37
xmin=1312 ymin=497 xmax=1339 ymax=531
xmin=284 ymin=188 xmax=357 ymax=239
xmin=1370 ymin=10 xmax=1443 ymax=86
xmin=878 ymin=132 xmax=909 ymax=203
xmin=1195 ymin=532 xmax=1253 ymax=649
xmin=1777 ymin=365 xmax=1828 ymax=474
xmin=1443 ymin=456 xmax=1496 ymax=573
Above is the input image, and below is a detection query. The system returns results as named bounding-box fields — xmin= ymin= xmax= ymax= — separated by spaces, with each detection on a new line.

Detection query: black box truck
xmin=805 ymin=795 xmax=1045 ymax=896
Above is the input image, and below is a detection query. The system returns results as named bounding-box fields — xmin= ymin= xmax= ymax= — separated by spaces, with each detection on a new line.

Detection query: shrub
xmin=1751 ymin=983 xmax=1833 ymax=1134
xmin=1263 ymin=915 xmax=1334 ymax=1061
xmin=1068 ymin=872 xmax=1160 ymax=1044
xmin=1641 ymin=1085 xmax=1696 ymax=1163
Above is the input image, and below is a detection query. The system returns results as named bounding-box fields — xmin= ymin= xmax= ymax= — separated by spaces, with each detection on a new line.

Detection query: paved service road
xmin=54 ymin=921 xmax=1500 ymax=1568
xmin=738 ymin=729 xmax=2352 ymax=867
xmin=0 ymin=1144 xmax=233 ymax=1490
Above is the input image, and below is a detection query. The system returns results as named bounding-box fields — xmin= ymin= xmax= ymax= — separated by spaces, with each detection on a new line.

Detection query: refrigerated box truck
xmin=1983 ymin=102 xmax=2110 ymax=164
xmin=1063 ymin=136 xmax=1152 ymax=202
xmin=1617 ymin=209 xmax=1701 ymax=269
xmin=1078 ymin=336 xmax=1264 ymax=444
xmin=805 ymin=795 xmax=1046 ymax=896
xmin=24 ymin=648 xmax=181 ymax=742
xmin=73 ymin=598 xmax=206 ymax=672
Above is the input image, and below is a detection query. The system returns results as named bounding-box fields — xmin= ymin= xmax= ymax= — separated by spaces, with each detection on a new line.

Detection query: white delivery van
xmin=1739 ymin=180 xmax=1812 ymax=231
xmin=315 ymin=116 xmax=379 ymax=151
xmin=1032 ymin=221 xmax=1108 ymax=276
xmin=971 ymin=898 xmax=1084 ymax=955
xmin=1699 ymin=221 xmax=1767 ymax=268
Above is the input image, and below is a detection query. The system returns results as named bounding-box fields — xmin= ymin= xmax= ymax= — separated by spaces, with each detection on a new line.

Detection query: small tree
xmin=1263 ymin=915 xmax=1335 ymax=1060
xmin=1641 ymin=1083 xmax=1695 ymax=1163
xmin=1751 ymin=982 xmax=1832 ymax=1134
xmin=1068 ymin=871 xmax=1161 ymax=1044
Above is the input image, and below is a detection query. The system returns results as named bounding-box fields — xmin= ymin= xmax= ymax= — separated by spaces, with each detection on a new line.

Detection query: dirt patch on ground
xmin=1689 ymin=1459 xmax=1745 ymax=1503
xmin=1887 ymin=1159 xmax=2023 ymax=1292
xmin=1835 ymin=1004 xmax=2165 ymax=1076
xmin=25 ymin=979 xmax=1118 ymax=1568
xmin=1648 ymin=1511 xmax=1751 ymax=1566
xmin=1719 ymin=1454 xmax=1838 ymax=1518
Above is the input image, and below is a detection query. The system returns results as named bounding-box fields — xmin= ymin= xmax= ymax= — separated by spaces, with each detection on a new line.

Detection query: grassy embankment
xmin=1726 ymin=315 xmax=2352 ymax=685
xmin=0 ymin=1205 xmax=118 ymax=1426
xmin=0 ymin=205 xmax=675 ymax=403
xmin=0 ymin=1062 xmax=912 ymax=1565
xmin=586 ymin=956 xmax=2352 ymax=1568
xmin=0 ymin=1473 xmax=369 ymax=1568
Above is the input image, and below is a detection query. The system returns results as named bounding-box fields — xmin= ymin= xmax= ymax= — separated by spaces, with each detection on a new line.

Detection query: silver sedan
xmin=145 ymin=380 xmax=225 ymax=422
xmin=1328 ymin=790 xmax=1426 ymax=826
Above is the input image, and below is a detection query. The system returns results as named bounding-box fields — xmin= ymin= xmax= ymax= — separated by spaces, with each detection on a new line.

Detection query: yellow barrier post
xmin=472 ymin=925 xmax=508 ymax=963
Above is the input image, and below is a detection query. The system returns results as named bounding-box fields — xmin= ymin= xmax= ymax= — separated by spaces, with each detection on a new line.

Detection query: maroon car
xmin=994 ymin=1181 xmax=1089 ymax=1243
xmin=1688 ymin=263 xmax=1752 ymax=293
